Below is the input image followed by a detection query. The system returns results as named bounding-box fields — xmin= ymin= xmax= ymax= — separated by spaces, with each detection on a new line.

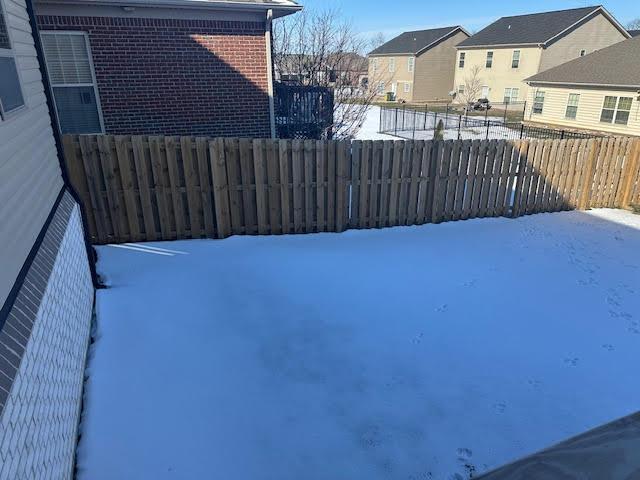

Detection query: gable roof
xmin=526 ymin=36 xmax=640 ymax=88
xmin=369 ymin=26 xmax=468 ymax=56
xmin=457 ymin=6 xmax=629 ymax=48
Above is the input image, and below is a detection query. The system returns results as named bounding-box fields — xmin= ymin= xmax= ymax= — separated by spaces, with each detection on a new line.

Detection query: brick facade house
xmin=34 ymin=0 xmax=301 ymax=137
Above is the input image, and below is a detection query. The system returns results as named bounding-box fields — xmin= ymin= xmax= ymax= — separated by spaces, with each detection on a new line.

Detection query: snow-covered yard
xmin=77 ymin=209 xmax=640 ymax=480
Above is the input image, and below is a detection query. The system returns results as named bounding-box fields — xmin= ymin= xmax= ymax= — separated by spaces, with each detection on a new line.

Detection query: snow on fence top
xmin=62 ymin=135 xmax=640 ymax=244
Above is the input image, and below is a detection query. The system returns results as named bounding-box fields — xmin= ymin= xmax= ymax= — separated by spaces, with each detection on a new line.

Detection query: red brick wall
xmin=37 ymin=15 xmax=271 ymax=137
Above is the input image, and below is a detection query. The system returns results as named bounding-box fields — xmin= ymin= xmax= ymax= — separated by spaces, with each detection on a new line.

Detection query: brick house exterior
xmin=34 ymin=0 xmax=301 ymax=137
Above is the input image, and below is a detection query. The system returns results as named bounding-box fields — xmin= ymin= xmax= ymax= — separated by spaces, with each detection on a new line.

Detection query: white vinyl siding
xmin=525 ymin=86 xmax=640 ymax=136
xmin=41 ymin=31 xmax=103 ymax=134
xmin=0 ymin=0 xmax=64 ymax=308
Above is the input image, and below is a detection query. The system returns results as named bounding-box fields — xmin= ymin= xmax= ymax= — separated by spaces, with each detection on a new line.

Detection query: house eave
xmin=526 ymin=80 xmax=640 ymax=90
xmin=456 ymin=43 xmax=542 ymax=50
xmin=34 ymin=0 xmax=302 ymax=17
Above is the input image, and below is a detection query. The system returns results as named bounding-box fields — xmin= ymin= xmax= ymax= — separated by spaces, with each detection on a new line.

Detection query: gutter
xmin=35 ymin=0 xmax=303 ymax=17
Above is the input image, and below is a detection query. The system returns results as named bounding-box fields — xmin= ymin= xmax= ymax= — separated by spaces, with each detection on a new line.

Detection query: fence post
xmin=394 ymin=108 xmax=398 ymax=135
xmin=578 ymin=138 xmax=601 ymax=210
xmin=560 ymin=130 xmax=565 ymax=140
xmin=486 ymin=121 xmax=490 ymax=140
xmin=619 ymin=139 xmax=640 ymax=208
xmin=520 ymin=124 xmax=524 ymax=139
xmin=457 ymin=115 xmax=462 ymax=140
xmin=485 ymin=107 xmax=489 ymax=124
xmin=424 ymin=104 xmax=428 ymax=130
xmin=433 ymin=112 xmax=438 ymax=133
xmin=402 ymin=105 xmax=406 ymax=131
xmin=379 ymin=106 xmax=383 ymax=133
xmin=412 ymin=109 xmax=416 ymax=140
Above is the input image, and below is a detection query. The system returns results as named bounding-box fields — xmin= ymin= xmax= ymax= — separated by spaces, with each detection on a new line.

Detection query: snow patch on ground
xmin=77 ymin=209 xmax=640 ymax=480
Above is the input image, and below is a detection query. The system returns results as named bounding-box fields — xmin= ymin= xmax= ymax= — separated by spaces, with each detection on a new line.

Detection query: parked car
xmin=469 ymin=98 xmax=492 ymax=111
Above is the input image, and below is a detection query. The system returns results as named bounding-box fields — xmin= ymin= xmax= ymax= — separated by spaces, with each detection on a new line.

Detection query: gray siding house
xmin=0 ymin=0 xmax=95 ymax=476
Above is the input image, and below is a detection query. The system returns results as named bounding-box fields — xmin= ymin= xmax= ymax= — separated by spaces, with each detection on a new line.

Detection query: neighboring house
xmin=524 ymin=35 xmax=640 ymax=136
xmin=453 ymin=6 xmax=630 ymax=106
xmin=628 ymin=30 xmax=640 ymax=37
xmin=277 ymin=52 xmax=368 ymax=90
xmin=368 ymin=26 xmax=470 ymax=102
xmin=33 ymin=0 xmax=302 ymax=137
xmin=0 ymin=0 xmax=95 ymax=476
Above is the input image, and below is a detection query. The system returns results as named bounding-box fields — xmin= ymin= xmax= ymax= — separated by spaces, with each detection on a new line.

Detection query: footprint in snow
xmin=564 ymin=357 xmax=579 ymax=367
xmin=435 ymin=304 xmax=448 ymax=313
xmin=602 ymin=344 xmax=615 ymax=351
xmin=527 ymin=379 xmax=542 ymax=389
xmin=492 ymin=402 xmax=507 ymax=414
xmin=456 ymin=448 xmax=472 ymax=460
xmin=412 ymin=333 xmax=424 ymax=344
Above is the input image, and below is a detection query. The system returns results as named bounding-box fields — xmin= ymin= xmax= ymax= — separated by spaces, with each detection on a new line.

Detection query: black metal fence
xmin=274 ymin=83 xmax=334 ymax=139
xmin=379 ymin=107 xmax=602 ymax=141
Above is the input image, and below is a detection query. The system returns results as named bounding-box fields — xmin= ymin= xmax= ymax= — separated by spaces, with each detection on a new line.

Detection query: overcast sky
xmin=296 ymin=0 xmax=638 ymax=42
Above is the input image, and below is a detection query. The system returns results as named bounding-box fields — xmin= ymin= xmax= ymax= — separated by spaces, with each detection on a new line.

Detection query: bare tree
xmin=459 ymin=65 xmax=484 ymax=105
xmin=368 ymin=32 xmax=386 ymax=52
xmin=627 ymin=18 xmax=640 ymax=29
xmin=272 ymin=7 xmax=385 ymax=139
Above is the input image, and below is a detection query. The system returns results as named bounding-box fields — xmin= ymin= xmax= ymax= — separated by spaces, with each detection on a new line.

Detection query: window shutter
xmin=42 ymin=33 xmax=93 ymax=84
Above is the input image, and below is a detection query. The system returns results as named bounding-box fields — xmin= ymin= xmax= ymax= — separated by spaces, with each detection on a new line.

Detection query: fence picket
xmin=63 ymin=134 xmax=638 ymax=245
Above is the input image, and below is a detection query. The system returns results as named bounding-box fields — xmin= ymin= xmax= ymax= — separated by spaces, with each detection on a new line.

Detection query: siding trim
xmin=0 ymin=186 xmax=64 ymax=332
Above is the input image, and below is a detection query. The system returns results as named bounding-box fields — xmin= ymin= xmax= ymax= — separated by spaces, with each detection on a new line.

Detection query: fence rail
xmin=380 ymin=107 xmax=602 ymax=141
xmin=62 ymin=134 xmax=640 ymax=245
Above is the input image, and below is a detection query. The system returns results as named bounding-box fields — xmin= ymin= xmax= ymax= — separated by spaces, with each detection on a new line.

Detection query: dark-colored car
xmin=469 ymin=98 xmax=492 ymax=111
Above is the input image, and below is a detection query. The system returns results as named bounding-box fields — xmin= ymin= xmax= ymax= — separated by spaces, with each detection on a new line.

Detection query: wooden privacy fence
xmin=62 ymin=135 xmax=640 ymax=244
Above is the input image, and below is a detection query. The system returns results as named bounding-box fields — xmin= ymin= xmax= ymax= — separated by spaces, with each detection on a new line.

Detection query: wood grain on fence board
xmin=62 ymin=135 xmax=639 ymax=245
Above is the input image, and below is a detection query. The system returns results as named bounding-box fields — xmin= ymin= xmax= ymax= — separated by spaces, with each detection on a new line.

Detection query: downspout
xmin=25 ymin=0 xmax=100 ymax=289
xmin=265 ymin=9 xmax=276 ymax=139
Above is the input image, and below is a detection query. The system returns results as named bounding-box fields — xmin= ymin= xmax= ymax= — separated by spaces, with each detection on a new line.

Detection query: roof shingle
xmin=369 ymin=26 xmax=465 ymax=55
xmin=526 ymin=36 xmax=640 ymax=88
xmin=457 ymin=6 xmax=605 ymax=48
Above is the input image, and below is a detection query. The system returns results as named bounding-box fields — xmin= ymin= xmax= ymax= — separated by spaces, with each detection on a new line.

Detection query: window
xmin=457 ymin=84 xmax=465 ymax=94
xmin=600 ymin=96 xmax=633 ymax=125
xmin=486 ymin=51 xmax=493 ymax=68
xmin=579 ymin=49 xmax=586 ymax=57
xmin=511 ymin=50 xmax=520 ymax=68
xmin=0 ymin=0 xmax=26 ymax=119
xmin=404 ymin=82 xmax=410 ymax=93
xmin=532 ymin=90 xmax=545 ymax=114
xmin=41 ymin=32 xmax=103 ymax=134
xmin=565 ymin=93 xmax=580 ymax=119
xmin=408 ymin=56 xmax=414 ymax=73
xmin=372 ymin=58 xmax=378 ymax=72
xmin=388 ymin=57 xmax=395 ymax=73
xmin=458 ymin=52 xmax=466 ymax=68
xmin=377 ymin=82 xmax=385 ymax=94
xmin=503 ymin=87 xmax=519 ymax=103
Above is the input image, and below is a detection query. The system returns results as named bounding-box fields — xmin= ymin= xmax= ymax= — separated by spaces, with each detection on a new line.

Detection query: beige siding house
xmin=453 ymin=6 xmax=630 ymax=106
xmin=524 ymin=36 xmax=640 ymax=136
xmin=369 ymin=26 xmax=469 ymax=102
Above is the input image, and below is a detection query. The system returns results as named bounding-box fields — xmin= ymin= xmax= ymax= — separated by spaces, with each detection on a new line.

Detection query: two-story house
xmin=453 ymin=6 xmax=630 ymax=107
xmin=369 ymin=26 xmax=470 ymax=103
xmin=524 ymin=35 xmax=640 ymax=136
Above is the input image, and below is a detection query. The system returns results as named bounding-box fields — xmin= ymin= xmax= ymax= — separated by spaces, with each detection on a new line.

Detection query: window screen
xmin=41 ymin=32 xmax=102 ymax=134
xmin=0 ymin=7 xmax=10 ymax=49
xmin=0 ymin=57 xmax=24 ymax=113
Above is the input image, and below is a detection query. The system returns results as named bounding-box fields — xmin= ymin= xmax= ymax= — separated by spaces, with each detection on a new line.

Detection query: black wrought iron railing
xmin=274 ymin=83 xmax=334 ymax=140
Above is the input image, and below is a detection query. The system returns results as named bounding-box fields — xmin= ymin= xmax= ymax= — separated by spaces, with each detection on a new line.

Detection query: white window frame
xmin=372 ymin=57 xmax=378 ymax=72
xmin=377 ymin=81 xmax=385 ymax=95
xmin=511 ymin=50 xmax=520 ymax=69
xmin=503 ymin=87 xmax=519 ymax=104
xmin=458 ymin=52 xmax=465 ymax=68
xmin=41 ymin=30 xmax=105 ymax=133
xmin=600 ymin=96 xmax=633 ymax=125
xmin=579 ymin=49 xmax=586 ymax=57
xmin=407 ymin=56 xmax=415 ymax=73
xmin=565 ymin=93 xmax=580 ymax=120
xmin=457 ymin=84 xmax=465 ymax=95
xmin=388 ymin=57 xmax=395 ymax=73
xmin=0 ymin=0 xmax=27 ymax=121
xmin=532 ymin=90 xmax=545 ymax=115
xmin=485 ymin=51 xmax=493 ymax=68
xmin=403 ymin=82 xmax=410 ymax=93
